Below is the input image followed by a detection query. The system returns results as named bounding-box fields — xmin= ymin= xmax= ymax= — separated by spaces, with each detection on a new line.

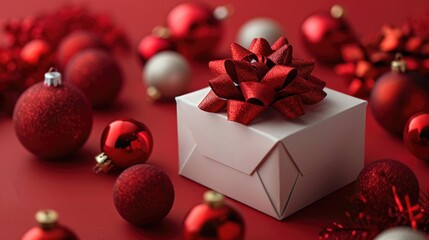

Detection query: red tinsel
xmin=0 ymin=5 xmax=129 ymax=116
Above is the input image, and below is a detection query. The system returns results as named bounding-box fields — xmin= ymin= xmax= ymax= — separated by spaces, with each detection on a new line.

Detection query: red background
xmin=1 ymin=0 xmax=429 ymax=239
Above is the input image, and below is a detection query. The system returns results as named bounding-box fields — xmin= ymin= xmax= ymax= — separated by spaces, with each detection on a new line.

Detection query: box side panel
xmin=177 ymin=100 xmax=197 ymax=173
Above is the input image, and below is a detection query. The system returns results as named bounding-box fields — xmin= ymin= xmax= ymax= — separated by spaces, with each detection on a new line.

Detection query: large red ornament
xmin=356 ymin=159 xmax=420 ymax=210
xmin=166 ymin=2 xmax=223 ymax=59
xmin=21 ymin=209 xmax=78 ymax=240
xmin=20 ymin=39 xmax=51 ymax=66
xmin=183 ymin=191 xmax=245 ymax=240
xmin=403 ymin=112 xmax=429 ymax=161
xmin=113 ymin=164 xmax=174 ymax=226
xmin=64 ymin=49 xmax=123 ymax=107
xmin=93 ymin=118 xmax=153 ymax=173
xmin=137 ymin=30 xmax=176 ymax=65
xmin=13 ymin=70 xmax=92 ymax=159
xmin=56 ymin=31 xmax=105 ymax=69
xmin=301 ymin=5 xmax=357 ymax=64
xmin=370 ymin=56 xmax=429 ymax=135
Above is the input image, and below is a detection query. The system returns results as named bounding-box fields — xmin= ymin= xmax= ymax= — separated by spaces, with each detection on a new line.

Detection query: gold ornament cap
xmin=152 ymin=26 xmax=171 ymax=39
xmin=330 ymin=4 xmax=345 ymax=19
xmin=391 ymin=53 xmax=407 ymax=73
xmin=204 ymin=191 xmax=225 ymax=208
xmin=147 ymin=86 xmax=162 ymax=101
xmin=93 ymin=152 xmax=114 ymax=174
xmin=213 ymin=4 xmax=234 ymax=20
xmin=35 ymin=209 xmax=58 ymax=230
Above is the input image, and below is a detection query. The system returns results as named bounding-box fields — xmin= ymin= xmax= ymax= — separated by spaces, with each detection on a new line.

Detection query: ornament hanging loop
xmin=391 ymin=53 xmax=407 ymax=73
xmin=44 ymin=67 xmax=62 ymax=87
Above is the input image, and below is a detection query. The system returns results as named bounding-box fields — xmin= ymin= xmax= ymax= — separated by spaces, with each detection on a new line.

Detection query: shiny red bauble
xmin=404 ymin=112 xmax=429 ymax=161
xmin=56 ymin=31 xmax=105 ymax=69
xmin=113 ymin=164 xmax=174 ymax=226
xmin=20 ymin=39 xmax=51 ymax=65
xmin=13 ymin=70 xmax=92 ymax=159
xmin=183 ymin=191 xmax=245 ymax=240
xmin=301 ymin=5 xmax=356 ymax=64
xmin=137 ymin=34 xmax=175 ymax=65
xmin=370 ymin=62 xmax=429 ymax=135
xmin=356 ymin=159 xmax=420 ymax=209
xmin=93 ymin=118 xmax=153 ymax=173
xmin=65 ymin=49 xmax=123 ymax=107
xmin=21 ymin=210 xmax=78 ymax=240
xmin=166 ymin=2 xmax=223 ymax=59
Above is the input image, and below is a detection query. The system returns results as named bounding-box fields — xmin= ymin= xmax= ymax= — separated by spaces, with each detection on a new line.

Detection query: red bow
xmin=199 ymin=37 xmax=327 ymax=125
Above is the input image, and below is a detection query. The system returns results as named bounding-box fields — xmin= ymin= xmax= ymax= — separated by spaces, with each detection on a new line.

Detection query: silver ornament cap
xmin=44 ymin=68 xmax=62 ymax=87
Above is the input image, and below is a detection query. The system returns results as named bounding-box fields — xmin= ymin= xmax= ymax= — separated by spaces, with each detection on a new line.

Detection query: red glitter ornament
xmin=113 ymin=164 xmax=174 ymax=226
xmin=357 ymin=159 xmax=420 ymax=209
xmin=404 ymin=112 xmax=429 ymax=161
xmin=370 ymin=55 xmax=429 ymax=135
xmin=64 ymin=49 xmax=123 ymax=107
xmin=13 ymin=69 xmax=92 ymax=159
xmin=20 ymin=39 xmax=51 ymax=65
xmin=301 ymin=5 xmax=357 ymax=64
xmin=93 ymin=118 xmax=153 ymax=173
xmin=56 ymin=31 xmax=105 ymax=69
xmin=166 ymin=2 xmax=224 ymax=59
xmin=137 ymin=29 xmax=176 ymax=65
xmin=21 ymin=209 xmax=78 ymax=240
xmin=183 ymin=191 xmax=245 ymax=240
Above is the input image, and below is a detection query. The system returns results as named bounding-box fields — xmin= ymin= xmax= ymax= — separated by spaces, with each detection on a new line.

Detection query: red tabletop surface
xmin=1 ymin=0 xmax=429 ymax=239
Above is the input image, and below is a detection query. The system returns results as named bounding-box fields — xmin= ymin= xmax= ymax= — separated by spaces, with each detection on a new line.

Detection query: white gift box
xmin=176 ymin=87 xmax=367 ymax=220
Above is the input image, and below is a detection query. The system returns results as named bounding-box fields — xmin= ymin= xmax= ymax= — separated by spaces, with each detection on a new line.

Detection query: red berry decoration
xmin=93 ymin=118 xmax=153 ymax=173
xmin=183 ymin=191 xmax=245 ymax=240
xmin=356 ymin=159 xmax=420 ymax=210
xmin=21 ymin=209 xmax=78 ymax=240
xmin=137 ymin=29 xmax=176 ymax=65
xmin=113 ymin=164 xmax=174 ymax=226
xmin=166 ymin=2 xmax=224 ymax=59
xmin=301 ymin=5 xmax=357 ymax=64
xmin=57 ymin=31 xmax=105 ymax=69
xmin=20 ymin=39 xmax=51 ymax=65
xmin=370 ymin=55 xmax=429 ymax=135
xmin=65 ymin=49 xmax=123 ymax=107
xmin=13 ymin=69 xmax=92 ymax=159
xmin=404 ymin=112 xmax=429 ymax=161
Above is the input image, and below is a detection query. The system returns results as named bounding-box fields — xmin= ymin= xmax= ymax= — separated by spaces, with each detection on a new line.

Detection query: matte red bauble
xmin=13 ymin=70 xmax=92 ymax=159
xmin=56 ymin=31 xmax=105 ymax=69
xmin=183 ymin=191 xmax=245 ymax=240
xmin=166 ymin=2 xmax=223 ymax=59
xmin=301 ymin=5 xmax=356 ymax=64
xmin=21 ymin=209 xmax=78 ymax=240
xmin=65 ymin=49 xmax=123 ymax=107
xmin=137 ymin=33 xmax=175 ymax=65
xmin=370 ymin=56 xmax=429 ymax=135
xmin=404 ymin=112 xmax=429 ymax=161
xmin=93 ymin=118 xmax=153 ymax=173
xmin=20 ymin=39 xmax=51 ymax=65
xmin=356 ymin=159 xmax=419 ymax=209
xmin=113 ymin=164 xmax=174 ymax=226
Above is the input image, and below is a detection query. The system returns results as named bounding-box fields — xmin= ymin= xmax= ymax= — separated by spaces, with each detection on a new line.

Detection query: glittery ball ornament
xmin=356 ymin=159 xmax=420 ymax=209
xmin=403 ymin=112 xmax=429 ymax=161
xmin=13 ymin=69 xmax=92 ymax=159
xmin=183 ymin=191 xmax=245 ymax=240
xmin=374 ymin=227 xmax=427 ymax=240
xmin=56 ymin=31 xmax=105 ymax=69
xmin=301 ymin=5 xmax=356 ymax=64
xmin=65 ymin=49 xmax=123 ymax=107
xmin=113 ymin=164 xmax=174 ymax=226
xmin=93 ymin=118 xmax=153 ymax=173
xmin=370 ymin=55 xmax=429 ymax=135
xmin=143 ymin=51 xmax=190 ymax=101
xmin=21 ymin=209 xmax=79 ymax=240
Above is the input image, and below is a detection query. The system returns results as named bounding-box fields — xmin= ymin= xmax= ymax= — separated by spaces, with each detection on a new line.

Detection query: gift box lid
xmin=176 ymin=87 xmax=367 ymax=176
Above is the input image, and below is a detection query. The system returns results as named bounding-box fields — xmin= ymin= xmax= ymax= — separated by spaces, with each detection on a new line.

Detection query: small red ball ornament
xmin=13 ymin=69 xmax=92 ymax=159
xmin=65 ymin=49 xmax=123 ymax=107
xmin=21 ymin=209 xmax=79 ymax=240
xmin=20 ymin=39 xmax=51 ymax=65
xmin=93 ymin=118 xmax=153 ymax=173
xmin=404 ymin=112 xmax=429 ymax=161
xmin=356 ymin=159 xmax=420 ymax=209
xmin=370 ymin=55 xmax=429 ymax=135
xmin=113 ymin=164 xmax=174 ymax=226
xmin=183 ymin=191 xmax=245 ymax=240
xmin=166 ymin=2 xmax=225 ymax=59
xmin=301 ymin=5 xmax=356 ymax=64
xmin=56 ymin=31 xmax=105 ymax=69
xmin=137 ymin=29 xmax=176 ymax=65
